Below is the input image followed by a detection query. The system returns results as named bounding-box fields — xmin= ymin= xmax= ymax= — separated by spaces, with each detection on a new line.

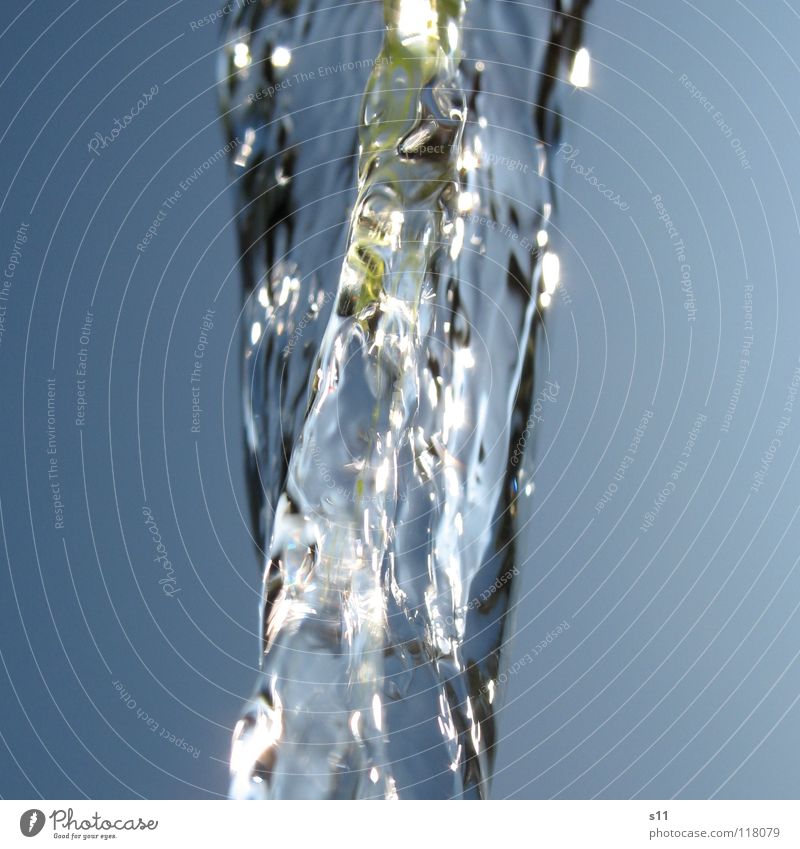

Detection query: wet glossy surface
xmin=220 ymin=0 xmax=589 ymax=798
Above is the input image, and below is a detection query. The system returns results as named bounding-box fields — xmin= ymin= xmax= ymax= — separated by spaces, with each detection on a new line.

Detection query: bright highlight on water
xmin=219 ymin=0 xmax=590 ymax=799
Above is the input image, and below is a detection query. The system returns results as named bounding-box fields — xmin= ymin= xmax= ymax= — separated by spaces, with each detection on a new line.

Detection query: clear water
xmin=219 ymin=0 xmax=589 ymax=799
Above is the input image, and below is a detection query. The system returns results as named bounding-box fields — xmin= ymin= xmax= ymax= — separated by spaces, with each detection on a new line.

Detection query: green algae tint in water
xmin=219 ymin=0 xmax=589 ymax=799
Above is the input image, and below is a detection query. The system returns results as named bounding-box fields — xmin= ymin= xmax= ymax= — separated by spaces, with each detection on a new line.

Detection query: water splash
xmin=220 ymin=0 xmax=589 ymax=799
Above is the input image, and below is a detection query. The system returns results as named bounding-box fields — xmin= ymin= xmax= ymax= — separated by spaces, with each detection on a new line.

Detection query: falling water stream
xmin=219 ymin=0 xmax=589 ymax=799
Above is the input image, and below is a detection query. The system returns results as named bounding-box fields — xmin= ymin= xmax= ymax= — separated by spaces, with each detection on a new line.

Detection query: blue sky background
xmin=1 ymin=0 xmax=799 ymax=799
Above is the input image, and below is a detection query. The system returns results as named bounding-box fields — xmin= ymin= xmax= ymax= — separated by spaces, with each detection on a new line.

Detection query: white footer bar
xmin=2 ymin=800 xmax=796 ymax=848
